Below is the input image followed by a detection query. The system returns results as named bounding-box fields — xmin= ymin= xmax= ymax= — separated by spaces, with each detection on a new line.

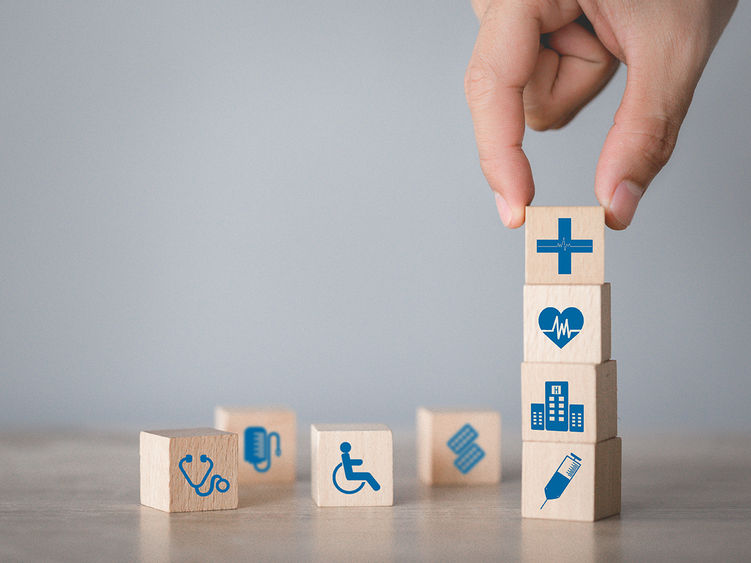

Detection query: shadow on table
xmin=520 ymin=517 xmax=623 ymax=562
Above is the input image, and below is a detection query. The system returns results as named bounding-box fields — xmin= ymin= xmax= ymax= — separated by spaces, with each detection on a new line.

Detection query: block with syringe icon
xmin=521 ymin=206 xmax=621 ymax=522
xmin=522 ymin=438 xmax=621 ymax=521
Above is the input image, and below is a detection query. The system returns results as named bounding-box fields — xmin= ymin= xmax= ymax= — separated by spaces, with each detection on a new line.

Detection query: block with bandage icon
xmin=416 ymin=407 xmax=501 ymax=485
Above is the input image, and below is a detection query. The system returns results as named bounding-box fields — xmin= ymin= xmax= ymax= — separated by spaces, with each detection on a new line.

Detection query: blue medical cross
xmin=536 ymin=218 xmax=593 ymax=275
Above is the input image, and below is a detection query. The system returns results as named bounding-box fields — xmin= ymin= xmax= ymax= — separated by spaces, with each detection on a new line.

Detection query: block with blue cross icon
xmin=139 ymin=428 xmax=238 ymax=513
xmin=417 ymin=408 xmax=501 ymax=485
xmin=525 ymin=206 xmax=604 ymax=285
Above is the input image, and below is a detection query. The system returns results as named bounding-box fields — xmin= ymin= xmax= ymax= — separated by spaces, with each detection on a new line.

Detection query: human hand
xmin=465 ymin=0 xmax=737 ymax=229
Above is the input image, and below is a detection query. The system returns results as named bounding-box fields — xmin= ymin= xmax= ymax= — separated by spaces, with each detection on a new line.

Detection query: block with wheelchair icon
xmin=139 ymin=428 xmax=238 ymax=513
xmin=214 ymin=406 xmax=296 ymax=484
xmin=310 ymin=424 xmax=393 ymax=507
xmin=416 ymin=407 xmax=501 ymax=485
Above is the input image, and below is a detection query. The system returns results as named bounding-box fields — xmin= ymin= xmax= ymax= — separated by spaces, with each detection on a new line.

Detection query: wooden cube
xmin=523 ymin=283 xmax=611 ymax=364
xmin=140 ymin=428 xmax=238 ymax=513
xmin=525 ymin=206 xmax=604 ymax=285
xmin=310 ymin=424 xmax=393 ymax=507
xmin=522 ymin=438 xmax=621 ymax=521
xmin=214 ymin=406 xmax=296 ymax=484
xmin=417 ymin=407 xmax=501 ymax=485
xmin=521 ymin=361 xmax=617 ymax=444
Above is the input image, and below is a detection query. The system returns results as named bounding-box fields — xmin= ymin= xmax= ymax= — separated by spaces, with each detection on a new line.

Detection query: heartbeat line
xmin=542 ymin=316 xmax=579 ymax=339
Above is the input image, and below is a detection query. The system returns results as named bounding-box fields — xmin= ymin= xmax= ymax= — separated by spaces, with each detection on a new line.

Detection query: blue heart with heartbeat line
xmin=538 ymin=307 xmax=584 ymax=349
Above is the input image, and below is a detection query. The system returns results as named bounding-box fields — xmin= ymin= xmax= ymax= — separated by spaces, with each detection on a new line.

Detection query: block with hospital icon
xmin=521 ymin=438 xmax=621 ymax=521
xmin=214 ymin=406 xmax=296 ymax=484
xmin=523 ymin=283 xmax=611 ymax=364
xmin=521 ymin=361 xmax=617 ymax=444
xmin=525 ymin=206 xmax=604 ymax=285
xmin=416 ymin=407 xmax=501 ymax=485
xmin=310 ymin=423 xmax=393 ymax=507
xmin=139 ymin=428 xmax=238 ymax=513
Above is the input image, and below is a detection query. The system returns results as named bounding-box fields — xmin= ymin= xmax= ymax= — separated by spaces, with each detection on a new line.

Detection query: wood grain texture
xmin=522 ymin=437 xmax=621 ymax=522
xmin=525 ymin=206 xmax=605 ymax=285
xmin=521 ymin=361 xmax=617 ymax=444
xmin=523 ymin=283 xmax=611 ymax=364
xmin=310 ymin=423 xmax=393 ymax=507
xmin=4 ymin=432 xmax=751 ymax=560
xmin=139 ymin=428 xmax=238 ymax=513
xmin=416 ymin=407 xmax=501 ymax=485
xmin=214 ymin=406 xmax=296 ymax=484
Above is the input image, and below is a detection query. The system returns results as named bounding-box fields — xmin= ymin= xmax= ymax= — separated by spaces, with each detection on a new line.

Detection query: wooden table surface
xmin=1 ymin=431 xmax=750 ymax=561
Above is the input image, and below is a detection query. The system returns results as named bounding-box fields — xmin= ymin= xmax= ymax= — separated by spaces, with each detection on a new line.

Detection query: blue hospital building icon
xmin=536 ymin=218 xmax=593 ymax=275
xmin=447 ymin=424 xmax=485 ymax=474
xmin=531 ymin=382 xmax=584 ymax=433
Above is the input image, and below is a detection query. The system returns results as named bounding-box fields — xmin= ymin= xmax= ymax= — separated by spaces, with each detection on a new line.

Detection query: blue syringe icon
xmin=540 ymin=452 xmax=582 ymax=509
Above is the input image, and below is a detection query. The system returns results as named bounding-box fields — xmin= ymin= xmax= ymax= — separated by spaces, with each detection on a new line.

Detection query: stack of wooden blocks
xmin=521 ymin=206 xmax=621 ymax=522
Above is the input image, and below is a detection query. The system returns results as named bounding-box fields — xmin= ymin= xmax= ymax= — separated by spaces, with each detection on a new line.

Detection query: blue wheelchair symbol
xmin=332 ymin=442 xmax=381 ymax=494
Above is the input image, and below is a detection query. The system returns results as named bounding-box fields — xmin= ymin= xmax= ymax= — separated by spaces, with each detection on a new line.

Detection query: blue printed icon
xmin=178 ymin=454 xmax=230 ymax=497
xmin=447 ymin=424 xmax=485 ymax=474
xmin=541 ymin=452 xmax=582 ymax=509
xmin=244 ymin=426 xmax=281 ymax=473
xmin=538 ymin=307 xmax=583 ymax=348
xmin=531 ymin=381 xmax=584 ymax=433
xmin=536 ymin=217 xmax=593 ymax=275
xmin=332 ymin=442 xmax=381 ymax=494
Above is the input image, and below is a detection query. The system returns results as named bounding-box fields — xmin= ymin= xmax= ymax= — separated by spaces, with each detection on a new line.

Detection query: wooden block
xmin=521 ymin=361 xmax=617 ymax=444
xmin=522 ymin=438 xmax=621 ymax=521
xmin=214 ymin=406 xmax=296 ymax=484
xmin=139 ymin=428 xmax=238 ymax=513
xmin=416 ymin=407 xmax=501 ymax=485
xmin=523 ymin=283 xmax=611 ymax=364
xmin=310 ymin=424 xmax=393 ymax=507
xmin=525 ymin=206 xmax=604 ymax=285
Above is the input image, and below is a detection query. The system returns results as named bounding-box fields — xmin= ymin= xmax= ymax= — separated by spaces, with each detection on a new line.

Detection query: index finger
xmin=465 ymin=1 xmax=581 ymax=227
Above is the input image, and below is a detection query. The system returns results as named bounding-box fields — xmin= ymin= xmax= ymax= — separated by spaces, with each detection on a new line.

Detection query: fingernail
xmin=609 ymin=180 xmax=644 ymax=227
xmin=494 ymin=192 xmax=512 ymax=227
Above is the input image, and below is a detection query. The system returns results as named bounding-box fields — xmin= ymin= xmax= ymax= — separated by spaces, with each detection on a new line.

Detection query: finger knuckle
xmin=620 ymin=115 xmax=679 ymax=171
xmin=464 ymin=57 xmax=499 ymax=105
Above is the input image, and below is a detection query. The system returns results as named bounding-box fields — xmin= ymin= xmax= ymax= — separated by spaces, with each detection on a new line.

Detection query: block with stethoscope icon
xmin=139 ymin=428 xmax=238 ymax=513
xmin=521 ymin=437 xmax=621 ymax=521
xmin=214 ymin=406 xmax=297 ymax=484
xmin=310 ymin=423 xmax=393 ymax=507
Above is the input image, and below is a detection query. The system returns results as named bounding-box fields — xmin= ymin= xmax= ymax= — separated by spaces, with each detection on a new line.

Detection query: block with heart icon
xmin=521 ymin=361 xmax=617 ymax=443
xmin=525 ymin=206 xmax=605 ymax=285
xmin=523 ymin=284 xmax=611 ymax=364
xmin=140 ymin=428 xmax=239 ymax=513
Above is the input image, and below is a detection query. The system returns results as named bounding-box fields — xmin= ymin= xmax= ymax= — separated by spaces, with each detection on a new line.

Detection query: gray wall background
xmin=2 ymin=1 xmax=750 ymax=432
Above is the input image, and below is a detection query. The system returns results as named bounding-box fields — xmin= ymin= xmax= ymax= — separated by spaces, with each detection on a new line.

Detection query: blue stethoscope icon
xmin=178 ymin=454 xmax=230 ymax=497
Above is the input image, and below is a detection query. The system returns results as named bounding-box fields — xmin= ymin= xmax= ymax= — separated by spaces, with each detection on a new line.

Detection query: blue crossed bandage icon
xmin=536 ymin=218 xmax=593 ymax=275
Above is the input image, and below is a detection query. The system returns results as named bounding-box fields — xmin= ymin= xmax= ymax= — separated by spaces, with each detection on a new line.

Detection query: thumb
xmin=594 ymin=61 xmax=695 ymax=229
